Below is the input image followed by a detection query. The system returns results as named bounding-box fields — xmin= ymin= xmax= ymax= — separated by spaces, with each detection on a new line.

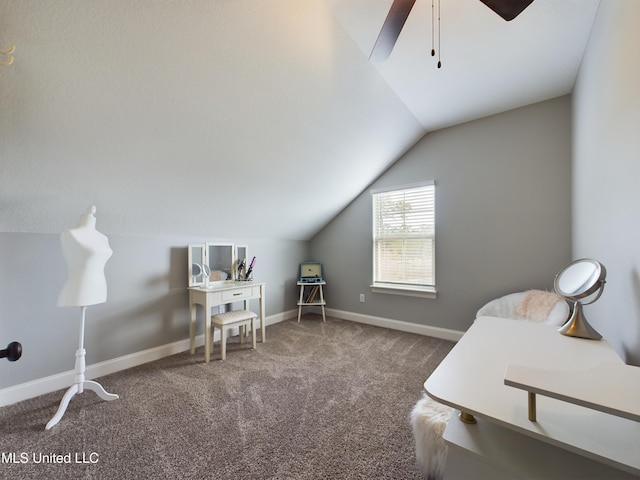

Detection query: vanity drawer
xmin=221 ymin=286 xmax=259 ymax=302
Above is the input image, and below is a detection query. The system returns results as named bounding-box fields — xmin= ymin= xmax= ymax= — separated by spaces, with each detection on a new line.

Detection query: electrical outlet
xmin=359 ymin=294 xmax=365 ymax=303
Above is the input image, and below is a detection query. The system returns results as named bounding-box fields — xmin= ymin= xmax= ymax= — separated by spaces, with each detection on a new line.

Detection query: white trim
xmin=0 ymin=308 xmax=454 ymax=407
xmin=326 ymin=308 xmax=463 ymax=342
xmin=370 ymin=284 xmax=437 ymax=299
xmin=0 ymin=311 xmax=295 ymax=407
xmin=370 ymin=179 xmax=435 ymax=195
xmin=371 ymin=181 xmax=436 ymax=290
xmin=0 ymin=337 xmax=201 ymax=407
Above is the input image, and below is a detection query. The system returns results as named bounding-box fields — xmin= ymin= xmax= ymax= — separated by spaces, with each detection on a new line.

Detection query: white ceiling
xmin=326 ymin=0 xmax=600 ymax=131
xmin=0 ymin=0 xmax=600 ymax=240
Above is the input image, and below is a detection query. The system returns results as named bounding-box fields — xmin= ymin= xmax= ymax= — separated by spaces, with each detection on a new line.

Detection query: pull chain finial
xmin=0 ymin=44 xmax=15 ymax=66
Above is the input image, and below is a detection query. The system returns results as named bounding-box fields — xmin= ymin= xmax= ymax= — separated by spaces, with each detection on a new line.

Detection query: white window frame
xmin=370 ymin=180 xmax=436 ymax=299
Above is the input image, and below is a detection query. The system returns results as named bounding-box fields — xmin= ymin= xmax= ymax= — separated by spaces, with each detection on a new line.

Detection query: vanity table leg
xmin=189 ymin=294 xmax=197 ymax=355
xmin=205 ymin=297 xmax=212 ymax=363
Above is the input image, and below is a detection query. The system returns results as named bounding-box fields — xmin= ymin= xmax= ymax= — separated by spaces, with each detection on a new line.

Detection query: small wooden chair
xmin=211 ymin=310 xmax=257 ymax=360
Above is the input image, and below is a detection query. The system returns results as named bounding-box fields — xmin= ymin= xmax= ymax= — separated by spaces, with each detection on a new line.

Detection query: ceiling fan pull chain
xmin=437 ymin=0 xmax=442 ymax=68
xmin=431 ymin=0 xmax=435 ymax=57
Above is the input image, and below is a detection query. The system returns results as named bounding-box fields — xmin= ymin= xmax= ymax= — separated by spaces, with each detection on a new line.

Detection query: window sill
xmin=369 ymin=284 xmax=437 ymax=299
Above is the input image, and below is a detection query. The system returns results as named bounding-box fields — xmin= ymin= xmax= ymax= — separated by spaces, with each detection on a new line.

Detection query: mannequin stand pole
xmin=46 ymin=306 xmax=118 ymax=430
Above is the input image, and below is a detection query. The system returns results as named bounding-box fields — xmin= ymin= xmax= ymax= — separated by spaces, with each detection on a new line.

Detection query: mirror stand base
xmin=558 ymin=302 xmax=602 ymax=340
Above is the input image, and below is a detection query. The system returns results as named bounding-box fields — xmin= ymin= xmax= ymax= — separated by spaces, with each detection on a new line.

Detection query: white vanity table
xmin=424 ymin=316 xmax=640 ymax=479
xmin=189 ymin=282 xmax=265 ymax=363
xmin=187 ymin=243 xmax=265 ymax=363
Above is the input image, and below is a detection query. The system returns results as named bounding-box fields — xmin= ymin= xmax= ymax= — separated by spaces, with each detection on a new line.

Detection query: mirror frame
xmin=235 ymin=245 xmax=248 ymax=281
xmin=554 ymin=258 xmax=606 ymax=302
xmin=206 ymin=243 xmax=234 ymax=284
xmin=554 ymin=258 xmax=606 ymax=340
xmin=188 ymin=243 xmax=206 ymax=287
xmin=188 ymin=243 xmax=247 ymax=287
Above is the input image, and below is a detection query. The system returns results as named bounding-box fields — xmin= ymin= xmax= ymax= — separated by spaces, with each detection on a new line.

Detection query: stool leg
xmin=211 ymin=325 xmax=216 ymax=358
xmin=251 ymin=318 xmax=256 ymax=349
xmin=221 ymin=327 xmax=227 ymax=360
xmin=239 ymin=324 xmax=244 ymax=345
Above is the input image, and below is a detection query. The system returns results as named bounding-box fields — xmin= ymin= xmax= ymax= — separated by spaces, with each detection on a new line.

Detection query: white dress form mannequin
xmin=46 ymin=206 xmax=118 ymax=430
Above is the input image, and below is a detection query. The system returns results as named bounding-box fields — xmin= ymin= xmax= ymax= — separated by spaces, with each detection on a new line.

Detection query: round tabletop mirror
xmin=554 ymin=258 xmax=606 ymax=301
xmin=191 ymin=263 xmax=202 ymax=278
xmin=202 ymin=264 xmax=211 ymax=285
xmin=554 ymin=258 xmax=606 ymax=340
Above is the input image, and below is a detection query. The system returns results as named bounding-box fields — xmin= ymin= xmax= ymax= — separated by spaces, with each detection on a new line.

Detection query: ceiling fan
xmin=370 ymin=0 xmax=535 ymax=62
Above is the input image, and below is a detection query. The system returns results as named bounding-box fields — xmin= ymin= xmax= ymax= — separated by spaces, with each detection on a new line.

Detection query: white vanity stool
xmin=211 ymin=310 xmax=257 ymax=360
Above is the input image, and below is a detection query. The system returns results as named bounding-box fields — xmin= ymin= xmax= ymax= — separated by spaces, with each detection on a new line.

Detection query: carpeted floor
xmin=0 ymin=315 xmax=454 ymax=479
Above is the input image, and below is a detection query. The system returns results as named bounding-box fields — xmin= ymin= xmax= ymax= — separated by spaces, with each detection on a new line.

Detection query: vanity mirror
xmin=554 ymin=258 xmax=606 ymax=340
xmin=191 ymin=263 xmax=202 ymax=284
xmin=207 ymin=243 xmax=233 ymax=282
xmin=235 ymin=245 xmax=249 ymax=280
xmin=188 ymin=244 xmax=205 ymax=287
xmin=202 ymin=264 xmax=211 ymax=287
xmin=188 ymin=243 xmax=237 ymax=287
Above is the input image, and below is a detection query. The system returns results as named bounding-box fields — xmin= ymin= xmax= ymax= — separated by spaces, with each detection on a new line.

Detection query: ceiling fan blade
xmin=479 ymin=0 xmax=534 ymax=21
xmin=370 ymin=0 xmax=416 ymax=62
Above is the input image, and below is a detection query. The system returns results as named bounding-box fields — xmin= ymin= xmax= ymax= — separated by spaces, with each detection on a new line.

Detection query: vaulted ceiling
xmin=326 ymin=0 xmax=600 ymax=131
xmin=0 ymin=0 xmax=599 ymax=240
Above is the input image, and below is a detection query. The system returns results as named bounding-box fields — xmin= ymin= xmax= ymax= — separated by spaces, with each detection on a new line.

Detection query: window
xmin=371 ymin=181 xmax=435 ymax=297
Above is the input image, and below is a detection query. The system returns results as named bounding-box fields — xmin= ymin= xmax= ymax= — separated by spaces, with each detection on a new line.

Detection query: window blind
xmin=372 ymin=182 xmax=435 ymax=288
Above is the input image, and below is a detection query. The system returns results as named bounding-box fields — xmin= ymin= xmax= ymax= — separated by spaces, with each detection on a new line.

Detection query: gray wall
xmin=0 ymin=232 xmax=306 ymax=389
xmin=310 ymin=97 xmax=573 ymax=333
xmin=0 ymin=0 xmax=424 ymax=241
xmin=5 ymin=1 xmax=638 ymax=397
xmin=573 ymin=0 xmax=640 ymax=365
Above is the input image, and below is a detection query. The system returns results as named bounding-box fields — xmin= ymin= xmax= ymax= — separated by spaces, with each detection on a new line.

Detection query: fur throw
xmin=410 ymin=395 xmax=452 ymax=480
xmin=476 ymin=290 xmax=569 ymax=326
xmin=516 ymin=290 xmax=565 ymax=323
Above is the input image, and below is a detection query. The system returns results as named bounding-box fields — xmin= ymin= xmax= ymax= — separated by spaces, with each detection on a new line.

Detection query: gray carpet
xmin=0 ymin=315 xmax=454 ymax=479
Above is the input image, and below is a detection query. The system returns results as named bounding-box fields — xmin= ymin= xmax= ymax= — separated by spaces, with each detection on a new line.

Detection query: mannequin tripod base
xmin=46 ymin=306 xmax=118 ymax=430
xmin=46 ymin=378 xmax=118 ymax=430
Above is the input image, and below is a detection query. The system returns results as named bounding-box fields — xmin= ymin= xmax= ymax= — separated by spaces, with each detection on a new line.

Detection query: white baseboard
xmin=0 ymin=336 xmax=203 ymax=408
xmin=0 ymin=308 xmax=455 ymax=407
xmin=326 ymin=308 xmax=464 ymax=342
xmin=0 ymin=312 xmax=294 ymax=407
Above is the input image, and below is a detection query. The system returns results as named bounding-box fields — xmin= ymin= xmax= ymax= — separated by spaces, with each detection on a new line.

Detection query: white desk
xmin=189 ymin=282 xmax=265 ymax=363
xmin=505 ymin=361 xmax=640 ymax=423
xmin=424 ymin=316 xmax=640 ymax=478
